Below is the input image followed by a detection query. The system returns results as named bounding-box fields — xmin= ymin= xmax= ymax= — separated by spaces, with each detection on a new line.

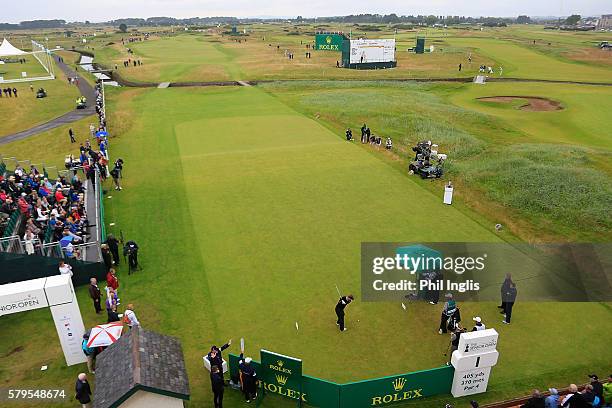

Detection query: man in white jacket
xmin=124 ymin=304 xmax=140 ymax=329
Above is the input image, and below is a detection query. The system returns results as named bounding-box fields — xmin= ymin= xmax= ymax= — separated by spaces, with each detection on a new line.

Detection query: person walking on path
xmin=75 ymin=373 xmax=92 ymax=408
xmin=335 ymin=294 xmax=354 ymax=331
xmin=88 ymin=278 xmax=102 ymax=314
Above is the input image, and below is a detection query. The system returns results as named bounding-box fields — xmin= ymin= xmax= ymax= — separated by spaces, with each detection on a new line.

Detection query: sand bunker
xmin=478 ymin=96 xmax=563 ymax=111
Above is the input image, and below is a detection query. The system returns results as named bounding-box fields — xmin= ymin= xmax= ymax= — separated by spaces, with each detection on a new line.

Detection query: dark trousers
xmin=93 ymin=298 xmax=102 ymax=313
xmin=243 ymin=381 xmax=256 ymax=401
xmin=213 ymin=389 xmax=223 ymax=408
xmin=504 ymin=302 xmax=514 ymax=323
xmin=110 ymin=249 xmax=120 ymax=265
xmin=440 ymin=314 xmax=449 ymax=333
xmin=335 ymin=307 xmax=345 ymax=331
xmin=128 ymin=252 xmax=138 ymax=271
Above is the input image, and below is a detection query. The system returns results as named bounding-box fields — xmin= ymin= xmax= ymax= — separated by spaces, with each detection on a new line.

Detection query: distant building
xmin=93 ymin=327 xmax=190 ymax=408
xmin=599 ymin=14 xmax=612 ymax=29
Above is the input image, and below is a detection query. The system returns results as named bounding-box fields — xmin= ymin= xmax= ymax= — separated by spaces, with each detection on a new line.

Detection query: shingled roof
xmin=92 ymin=326 xmax=190 ymax=408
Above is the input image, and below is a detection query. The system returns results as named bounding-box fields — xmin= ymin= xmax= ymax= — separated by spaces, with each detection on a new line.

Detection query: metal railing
xmin=0 ymin=235 xmax=24 ymax=254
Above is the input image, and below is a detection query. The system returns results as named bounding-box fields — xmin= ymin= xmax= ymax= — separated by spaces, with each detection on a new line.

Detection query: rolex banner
xmin=339 ymin=366 xmax=453 ymax=406
xmin=261 ymin=349 xmax=304 ymax=402
xmin=229 ymin=353 xmax=453 ymax=407
xmin=315 ymin=34 xmax=344 ymax=51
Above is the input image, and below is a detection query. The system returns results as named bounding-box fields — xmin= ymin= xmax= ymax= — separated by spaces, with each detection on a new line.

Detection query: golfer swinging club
xmin=335 ymin=294 xmax=354 ymax=332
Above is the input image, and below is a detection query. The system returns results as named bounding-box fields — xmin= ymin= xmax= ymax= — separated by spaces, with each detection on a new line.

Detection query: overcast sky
xmin=4 ymin=0 xmax=610 ymax=23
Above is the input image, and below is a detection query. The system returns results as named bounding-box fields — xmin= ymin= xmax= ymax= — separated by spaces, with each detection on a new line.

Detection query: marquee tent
xmin=0 ymin=38 xmax=27 ymax=57
xmin=0 ymin=38 xmax=55 ymax=83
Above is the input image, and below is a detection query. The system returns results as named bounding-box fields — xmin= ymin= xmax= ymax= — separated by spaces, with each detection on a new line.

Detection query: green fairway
xmin=0 ymin=55 xmax=49 ymax=80
xmin=98 ymin=35 xmax=244 ymax=82
xmin=446 ymin=37 xmax=612 ymax=82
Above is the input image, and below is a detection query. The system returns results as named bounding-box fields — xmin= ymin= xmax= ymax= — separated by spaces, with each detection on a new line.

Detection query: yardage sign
xmin=260 ymin=349 xmax=304 ymax=402
xmin=451 ymin=329 xmax=499 ymax=397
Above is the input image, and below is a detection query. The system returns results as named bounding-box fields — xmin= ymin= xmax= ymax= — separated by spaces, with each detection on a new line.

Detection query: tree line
xmin=0 ymin=19 xmax=66 ymax=30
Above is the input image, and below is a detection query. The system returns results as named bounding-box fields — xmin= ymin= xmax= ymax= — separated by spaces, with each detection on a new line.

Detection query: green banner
xmin=229 ymin=354 xmax=339 ymax=408
xmin=339 ymin=366 xmax=453 ymax=407
xmin=315 ymin=34 xmax=344 ymax=51
xmin=261 ymin=349 xmax=304 ymax=402
xmin=229 ymin=353 xmax=453 ymax=408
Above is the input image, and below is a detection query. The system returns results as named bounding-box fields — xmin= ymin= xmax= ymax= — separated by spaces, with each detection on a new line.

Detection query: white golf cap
xmin=473 ymin=317 xmax=482 ymax=323
xmin=245 ymin=357 xmax=252 ymax=364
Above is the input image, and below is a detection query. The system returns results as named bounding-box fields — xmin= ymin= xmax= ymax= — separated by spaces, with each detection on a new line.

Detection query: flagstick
xmin=295 ymin=322 xmax=299 ymax=333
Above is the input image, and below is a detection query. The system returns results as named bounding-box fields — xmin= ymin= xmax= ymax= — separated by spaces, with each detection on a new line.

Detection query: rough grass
xmin=262 ymin=80 xmax=612 ymax=241
xmin=462 ymin=144 xmax=612 ymax=234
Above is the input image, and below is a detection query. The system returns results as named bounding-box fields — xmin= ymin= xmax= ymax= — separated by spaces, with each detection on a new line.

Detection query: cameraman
xmin=123 ymin=240 xmax=139 ymax=273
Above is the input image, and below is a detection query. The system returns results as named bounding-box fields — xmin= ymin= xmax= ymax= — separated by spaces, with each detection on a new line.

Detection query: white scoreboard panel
xmin=451 ymin=329 xmax=500 ymax=398
xmin=349 ymin=39 xmax=395 ymax=64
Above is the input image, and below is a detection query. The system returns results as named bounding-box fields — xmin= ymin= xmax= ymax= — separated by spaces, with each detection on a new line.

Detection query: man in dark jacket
xmin=588 ymin=374 xmax=604 ymax=404
xmin=88 ymin=278 xmax=102 ymax=314
xmin=101 ymin=244 xmax=112 ymax=272
xmin=239 ymin=353 xmax=258 ymax=402
xmin=105 ymin=234 xmax=120 ymax=265
xmin=498 ymin=273 xmax=513 ymax=311
xmin=75 ymin=373 xmax=92 ymax=407
xmin=520 ymin=389 xmax=545 ymax=408
xmin=335 ymin=294 xmax=354 ymax=331
xmin=210 ymin=365 xmax=224 ymax=408
xmin=502 ymin=282 xmax=517 ymax=324
xmin=207 ymin=340 xmax=231 ymax=375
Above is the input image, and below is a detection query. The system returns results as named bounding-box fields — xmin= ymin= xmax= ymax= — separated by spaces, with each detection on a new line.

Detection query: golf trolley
xmin=408 ymin=140 xmax=447 ymax=179
xmin=76 ymin=96 xmax=87 ymax=110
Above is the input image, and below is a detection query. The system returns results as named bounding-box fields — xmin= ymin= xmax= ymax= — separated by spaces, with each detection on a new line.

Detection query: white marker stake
xmin=295 ymin=322 xmax=299 ymax=332
xmin=401 ymin=303 xmax=407 ymax=310
xmin=240 ymin=338 xmax=245 ymax=354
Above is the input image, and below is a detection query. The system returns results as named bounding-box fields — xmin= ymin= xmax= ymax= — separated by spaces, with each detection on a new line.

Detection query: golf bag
xmin=445 ymin=308 xmax=462 ymax=332
xmin=440 ymin=306 xmax=462 ymax=333
xmin=123 ymin=240 xmax=140 ymax=274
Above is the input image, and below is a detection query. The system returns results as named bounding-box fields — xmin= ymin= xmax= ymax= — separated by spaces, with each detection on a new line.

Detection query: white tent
xmin=0 ymin=38 xmax=27 ymax=57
